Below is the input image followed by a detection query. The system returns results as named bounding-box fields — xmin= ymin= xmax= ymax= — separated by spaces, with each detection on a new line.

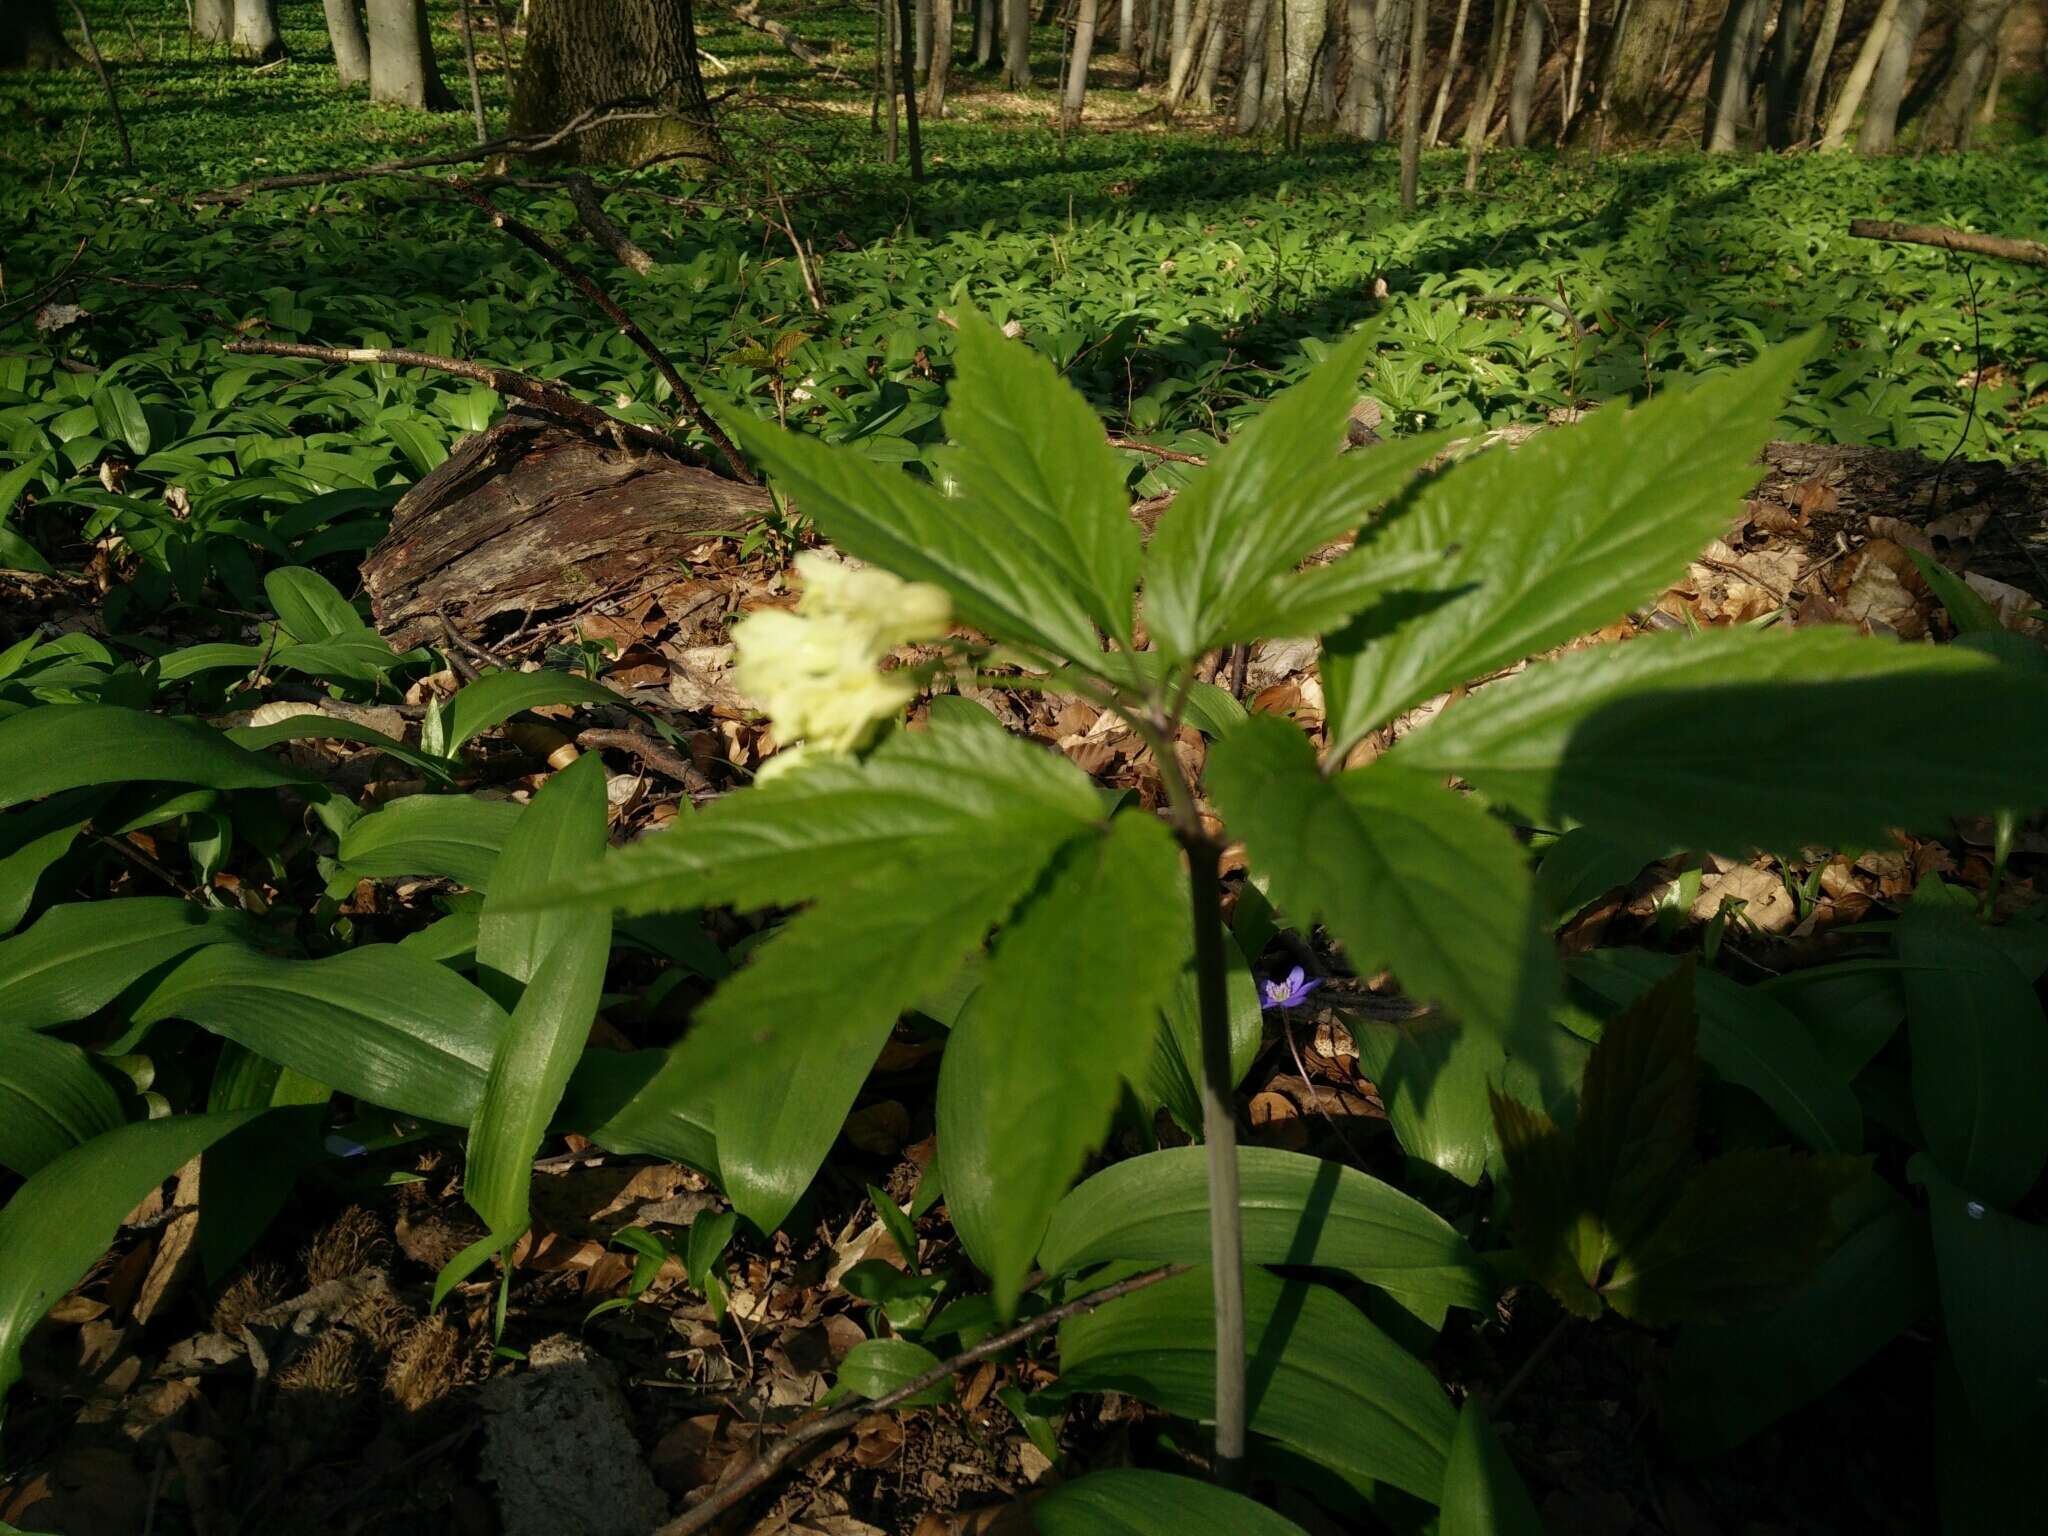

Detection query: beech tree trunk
xmin=925 ymin=0 xmax=953 ymax=111
xmin=1762 ymin=0 xmax=1804 ymax=146
xmin=1340 ymin=0 xmax=1382 ymax=137
xmin=233 ymin=0 xmax=284 ymax=61
xmin=1792 ymin=0 xmax=1845 ymax=143
xmin=368 ymin=0 xmax=456 ymax=110
xmin=324 ymin=0 xmax=373 ymax=84
xmin=1167 ymin=0 xmax=1214 ymax=103
xmin=916 ymin=0 xmax=932 ymax=72
xmin=1005 ymin=0 xmax=1030 ymax=84
xmin=1604 ymin=0 xmax=1681 ymax=137
xmin=1064 ymin=0 xmax=1101 ymax=124
xmin=1 ymin=0 xmax=82 ymax=68
xmin=1505 ymin=0 xmax=1543 ymax=145
xmin=1820 ymin=0 xmax=1901 ymax=149
xmin=1854 ymin=0 xmax=1927 ymax=151
xmin=1561 ymin=0 xmax=1591 ymax=136
xmin=1261 ymin=0 xmax=1330 ymax=133
xmin=975 ymin=0 xmax=997 ymax=66
xmin=1703 ymin=0 xmax=1767 ymax=149
xmin=1121 ymin=0 xmax=1139 ymax=57
xmin=508 ymin=0 xmax=717 ymax=161
xmin=1399 ymin=0 xmax=1427 ymax=209
xmin=1191 ymin=5 xmax=1225 ymax=106
xmin=193 ymin=0 xmax=233 ymax=45
xmin=1973 ymin=1 xmax=2016 ymax=129
xmin=1237 ymin=0 xmax=1272 ymax=128
xmin=1424 ymin=0 xmax=1472 ymax=145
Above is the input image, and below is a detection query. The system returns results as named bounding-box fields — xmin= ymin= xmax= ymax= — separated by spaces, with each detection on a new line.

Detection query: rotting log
xmin=362 ymin=409 xmax=770 ymax=650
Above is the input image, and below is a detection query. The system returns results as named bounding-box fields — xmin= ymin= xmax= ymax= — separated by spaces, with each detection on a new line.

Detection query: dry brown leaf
xmin=1692 ymin=864 xmax=1797 ymax=935
xmin=1962 ymin=571 xmax=2047 ymax=635
xmin=1836 ymin=547 xmax=1926 ymax=638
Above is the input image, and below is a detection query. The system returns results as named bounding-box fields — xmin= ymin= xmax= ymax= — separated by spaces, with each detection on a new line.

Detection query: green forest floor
xmin=3 ymin=5 xmax=2048 ymax=1535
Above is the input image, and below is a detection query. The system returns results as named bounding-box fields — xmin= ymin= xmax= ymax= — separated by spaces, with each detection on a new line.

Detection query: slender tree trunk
xmin=1974 ymin=1 xmax=2016 ymax=128
xmin=897 ymin=0 xmax=924 ymax=177
xmin=1192 ymin=5 xmax=1226 ymax=105
xmin=1172 ymin=0 xmax=1190 ymax=64
xmin=1854 ymin=0 xmax=1927 ymax=151
xmin=1424 ymin=0 xmax=1472 ymax=144
xmin=1792 ymin=0 xmax=1845 ymax=142
xmin=1561 ymin=0 xmax=1591 ymax=136
xmin=1918 ymin=0 xmax=2011 ymax=149
xmin=1237 ymin=0 xmax=1272 ymax=126
xmin=1819 ymin=0 xmax=1901 ymax=148
xmin=1762 ymin=0 xmax=1803 ymax=144
xmin=193 ymin=0 xmax=233 ymax=45
xmin=1005 ymin=0 xmax=1030 ymax=83
xmin=915 ymin=0 xmax=931 ymax=72
xmin=1340 ymin=0 xmax=1381 ymax=136
xmin=3 ymin=0 xmax=84 ymax=68
xmin=882 ymin=0 xmax=900 ymax=158
xmin=1702 ymin=0 xmax=1766 ymax=149
xmin=1399 ymin=0 xmax=1427 ymax=208
xmin=926 ymin=0 xmax=954 ymax=111
xmin=1505 ymin=0 xmax=1544 ymax=142
xmin=368 ymin=0 xmax=454 ymax=108
xmin=1465 ymin=0 xmax=1516 ymax=176
xmin=457 ymin=0 xmax=488 ymax=140
xmin=975 ymin=0 xmax=996 ymax=65
xmin=1167 ymin=0 xmax=1214 ymax=102
xmin=1121 ymin=0 xmax=1139 ymax=57
xmin=1146 ymin=0 xmax=1169 ymax=74
xmin=1063 ymin=0 xmax=1101 ymax=123
xmin=1373 ymin=0 xmax=1407 ymax=135
xmin=323 ymin=0 xmax=372 ymax=84
xmin=507 ymin=0 xmax=714 ymax=160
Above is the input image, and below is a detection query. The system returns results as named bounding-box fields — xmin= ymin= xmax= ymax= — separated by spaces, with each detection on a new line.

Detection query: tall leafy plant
xmin=529 ymin=311 xmax=2047 ymax=1491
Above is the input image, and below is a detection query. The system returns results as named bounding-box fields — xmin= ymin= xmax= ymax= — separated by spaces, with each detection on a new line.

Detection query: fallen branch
xmin=731 ymin=1 xmax=834 ymax=68
xmin=654 ymin=1264 xmax=1187 ymax=1536
xmin=186 ymin=105 xmax=676 ymax=204
xmin=66 ymin=3 xmax=134 ymax=174
xmin=1108 ymin=435 xmax=1208 ymax=466
xmin=1847 ymin=220 xmax=2048 ymax=268
xmin=449 ymin=179 xmax=755 ymax=484
xmin=566 ymin=175 xmax=658 ymax=276
xmin=220 ymin=340 xmax=685 ymax=458
xmin=576 ymin=728 xmax=710 ymax=792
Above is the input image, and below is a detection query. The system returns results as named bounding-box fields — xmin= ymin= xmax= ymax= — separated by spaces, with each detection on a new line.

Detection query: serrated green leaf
xmin=939 ymin=813 xmax=1187 ymax=1313
xmin=1392 ymin=627 xmax=2048 ymax=852
xmin=722 ymin=402 xmax=1106 ymax=667
xmin=1036 ymin=1469 xmax=1311 ymax=1535
xmin=1039 ymin=1146 xmax=1495 ymax=1311
xmin=0 ymin=703 xmax=303 ymax=812
xmin=1056 ymin=1265 xmax=1456 ymax=1501
xmin=946 ymin=307 xmax=1140 ymax=646
xmin=1209 ymin=714 xmax=1555 ymax=1040
xmin=0 ymin=1110 xmax=263 ymax=1419
xmin=1322 ymin=337 xmax=1815 ymax=752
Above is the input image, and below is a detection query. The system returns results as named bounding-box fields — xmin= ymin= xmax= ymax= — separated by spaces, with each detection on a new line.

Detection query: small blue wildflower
xmin=1260 ymin=965 xmax=1322 ymax=1012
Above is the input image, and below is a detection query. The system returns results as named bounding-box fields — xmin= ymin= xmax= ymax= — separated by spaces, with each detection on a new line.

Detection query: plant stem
xmin=1185 ymin=832 xmax=1249 ymax=1486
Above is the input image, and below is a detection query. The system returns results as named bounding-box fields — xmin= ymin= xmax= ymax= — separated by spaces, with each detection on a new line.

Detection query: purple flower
xmin=1260 ymin=966 xmax=1322 ymax=1011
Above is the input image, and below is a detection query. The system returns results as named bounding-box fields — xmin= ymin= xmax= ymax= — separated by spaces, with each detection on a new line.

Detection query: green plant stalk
xmin=1128 ymin=702 xmax=1248 ymax=1486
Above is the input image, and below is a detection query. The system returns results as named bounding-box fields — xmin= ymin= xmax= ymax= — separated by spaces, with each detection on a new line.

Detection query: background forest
xmin=1 ymin=4 xmax=2046 ymax=1536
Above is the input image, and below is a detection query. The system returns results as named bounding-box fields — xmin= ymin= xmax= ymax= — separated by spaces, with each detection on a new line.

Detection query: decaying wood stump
xmin=362 ymin=409 xmax=771 ymax=650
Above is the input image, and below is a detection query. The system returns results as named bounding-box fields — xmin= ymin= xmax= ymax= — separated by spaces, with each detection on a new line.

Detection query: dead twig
xmin=1848 ymin=220 xmax=2048 ymax=269
xmin=654 ymin=1264 xmax=1187 ymax=1536
xmin=566 ymin=175 xmax=657 ymax=276
xmin=65 ymin=3 xmax=134 ymax=174
xmin=1469 ymin=291 xmax=1587 ymax=342
xmin=1107 ymin=436 xmax=1209 ymax=466
xmin=576 ymin=727 xmax=710 ymax=791
xmin=448 ymin=179 xmax=755 ymax=485
xmin=220 ymin=340 xmax=687 ymax=460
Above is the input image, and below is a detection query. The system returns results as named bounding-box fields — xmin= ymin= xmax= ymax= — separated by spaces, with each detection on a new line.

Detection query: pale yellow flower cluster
xmin=732 ymin=552 xmax=951 ymax=777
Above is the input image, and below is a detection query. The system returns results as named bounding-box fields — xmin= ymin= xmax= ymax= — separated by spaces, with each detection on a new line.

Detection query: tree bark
xmin=507 ymin=0 xmax=715 ymax=162
xmin=897 ymin=0 xmax=924 ymax=177
xmin=1005 ymin=0 xmax=1030 ymax=83
xmin=323 ymin=0 xmax=372 ymax=84
xmin=1261 ymin=0 xmax=1330 ymax=133
xmin=1848 ymin=219 xmax=2048 ymax=267
xmin=1399 ymin=0 xmax=1426 ymax=209
xmin=1192 ymin=4 xmax=1226 ymax=105
xmin=1854 ymin=0 xmax=1926 ymax=151
xmin=1819 ymin=0 xmax=1901 ymax=149
xmin=1603 ymin=0 xmax=1680 ymax=137
xmin=925 ymin=0 xmax=953 ymax=110
xmin=367 ymin=0 xmax=456 ymax=109
xmin=1064 ymin=0 xmax=1101 ymax=124
xmin=1424 ymin=0 xmax=1472 ymax=145
xmin=1121 ymin=0 xmax=1139 ymax=57
xmin=1561 ymin=0 xmax=1591 ymax=136
xmin=1908 ymin=0 xmax=2007 ymax=149
xmin=1340 ymin=0 xmax=1381 ymax=137
xmin=233 ymin=0 xmax=284 ymax=61
xmin=1792 ymin=0 xmax=1845 ymax=143
xmin=193 ymin=0 xmax=233 ymax=46
xmin=1167 ymin=0 xmax=1215 ymax=103
xmin=916 ymin=0 xmax=932 ymax=72
xmin=1762 ymin=0 xmax=1804 ymax=146
xmin=1 ymin=0 xmax=83 ymax=68
xmin=1973 ymin=1 xmax=2015 ymax=128
xmin=1236 ymin=0 xmax=1272 ymax=127
xmin=1505 ymin=0 xmax=1542 ymax=147
xmin=1703 ymin=0 xmax=1766 ymax=150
